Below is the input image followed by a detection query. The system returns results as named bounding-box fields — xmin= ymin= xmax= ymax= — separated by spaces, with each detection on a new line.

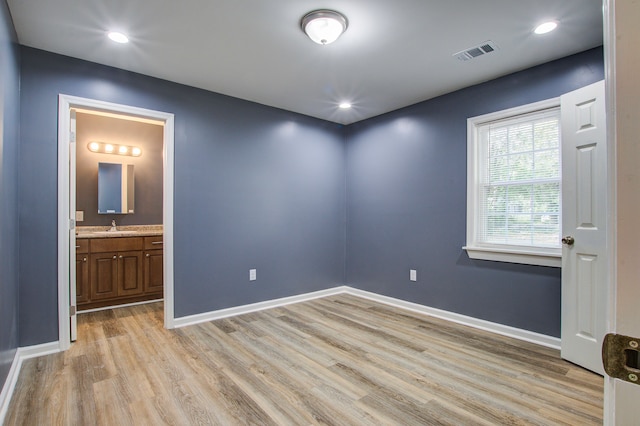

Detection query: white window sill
xmin=463 ymin=245 xmax=561 ymax=268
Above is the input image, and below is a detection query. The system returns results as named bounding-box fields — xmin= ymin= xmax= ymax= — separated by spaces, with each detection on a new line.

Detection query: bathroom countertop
xmin=76 ymin=225 xmax=163 ymax=239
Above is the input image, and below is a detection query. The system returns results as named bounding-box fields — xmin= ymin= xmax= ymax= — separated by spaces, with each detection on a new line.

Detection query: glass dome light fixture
xmin=301 ymin=9 xmax=348 ymax=45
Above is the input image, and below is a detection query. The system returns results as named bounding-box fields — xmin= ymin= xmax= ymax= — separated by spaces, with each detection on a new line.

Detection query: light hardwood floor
xmin=5 ymin=295 xmax=603 ymax=425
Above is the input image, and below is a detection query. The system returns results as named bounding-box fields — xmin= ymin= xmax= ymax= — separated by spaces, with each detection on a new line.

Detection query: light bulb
xmin=534 ymin=21 xmax=558 ymax=35
xmin=108 ymin=31 xmax=129 ymax=44
xmin=105 ymin=144 xmax=114 ymax=153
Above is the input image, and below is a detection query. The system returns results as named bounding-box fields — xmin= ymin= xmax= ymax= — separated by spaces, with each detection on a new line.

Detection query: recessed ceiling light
xmin=339 ymin=102 xmax=352 ymax=109
xmin=534 ymin=21 xmax=558 ymax=35
xmin=108 ymin=31 xmax=129 ymax=44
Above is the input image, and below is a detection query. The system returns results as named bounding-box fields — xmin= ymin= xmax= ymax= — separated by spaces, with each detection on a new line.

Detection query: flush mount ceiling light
xmin=534 ymin=21 xmax=558 ymax=35
xmin=301 ymin=9 xmax=348 ymax=45
xmin=107 ymin=31 xmax=129 ymax=43
xmin=339 ymin=102 xmax=352 ymax=109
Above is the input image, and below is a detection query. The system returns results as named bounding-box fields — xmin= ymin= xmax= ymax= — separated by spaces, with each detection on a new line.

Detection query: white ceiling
xmin=7 ymin=0 xmax=603 ymax=125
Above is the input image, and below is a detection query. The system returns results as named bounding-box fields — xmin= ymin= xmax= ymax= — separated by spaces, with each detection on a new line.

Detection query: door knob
xmin=562 ymin=236 xmax=575 ymax=246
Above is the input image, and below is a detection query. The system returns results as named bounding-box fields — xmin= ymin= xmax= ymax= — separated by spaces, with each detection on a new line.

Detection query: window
xmin=465 ymin=98 xmax=561 ymax=267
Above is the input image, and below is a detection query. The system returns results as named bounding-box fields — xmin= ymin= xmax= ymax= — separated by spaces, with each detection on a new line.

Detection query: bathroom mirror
xmin=98 ymin=162 xmax=135 ymax=214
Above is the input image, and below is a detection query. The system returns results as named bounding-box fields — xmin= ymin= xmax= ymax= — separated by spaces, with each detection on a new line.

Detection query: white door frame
xmin=603 ymin=0 xmax=640 ymax=423
xmin=57 ymin=94 xmax=175 ymax=351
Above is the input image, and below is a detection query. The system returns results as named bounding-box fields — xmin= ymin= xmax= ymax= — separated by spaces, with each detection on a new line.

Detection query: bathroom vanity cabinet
xmin=76 ymin=235 xmax=163 ymax=310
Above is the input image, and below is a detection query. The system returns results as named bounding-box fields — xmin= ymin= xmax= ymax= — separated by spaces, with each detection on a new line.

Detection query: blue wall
xmin=0 ymin=0 xmax=20 ymax=393
xmin=18 ymin=47 xmax=346 ymax=345
xmin=345 ymin=47 xmax=604 ymax=337
xmin=17 ymin=43 xmax=603 ymax=346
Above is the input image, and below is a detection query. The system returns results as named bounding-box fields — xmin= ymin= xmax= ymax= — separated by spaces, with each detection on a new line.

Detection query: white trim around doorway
xmin=57 ymin=95 xmax=175 ymax=351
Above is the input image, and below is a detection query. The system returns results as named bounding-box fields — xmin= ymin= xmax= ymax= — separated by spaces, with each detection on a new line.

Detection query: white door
xmin=69 ymin=109 xmax=78 ymax=342
xmin=560 ymin=80 xmax=607 ymax=375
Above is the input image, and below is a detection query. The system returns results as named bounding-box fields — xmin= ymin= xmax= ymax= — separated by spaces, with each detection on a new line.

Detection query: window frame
xmin=465 ymin=98 xmax=562 ymax=268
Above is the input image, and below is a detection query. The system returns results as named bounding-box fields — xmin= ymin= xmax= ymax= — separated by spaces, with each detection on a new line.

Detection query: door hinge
xmin=69 ymin=218 xmax=75 ymax=230
xmin=70 ymin=305 xmax=76 ymax=316
xmin=70 ymin=131 xmax=76 ymax=143
xmin=603 ymin=333 xmax=640 ymax=385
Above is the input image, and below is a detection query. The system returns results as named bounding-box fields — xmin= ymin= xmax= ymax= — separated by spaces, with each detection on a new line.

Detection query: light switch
xmin=410 ymin=269 xmax=417 ymax=282
xmin=75 ymin=211 xmax=84 ymax=222
xmin=249 ymin=269 xmax=257 ymax=281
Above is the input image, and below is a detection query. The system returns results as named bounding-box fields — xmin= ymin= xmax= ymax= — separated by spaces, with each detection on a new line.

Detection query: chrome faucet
xmin=110 ymin=220 xmax=117 ymax=232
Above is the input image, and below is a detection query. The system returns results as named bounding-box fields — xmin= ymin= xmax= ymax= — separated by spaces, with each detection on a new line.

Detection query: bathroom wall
xmin=75 ymin=111 xmax=163 ymax=226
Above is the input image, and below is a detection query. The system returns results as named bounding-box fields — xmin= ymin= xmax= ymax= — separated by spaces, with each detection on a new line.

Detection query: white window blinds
xmin=477 ymin=108 xmax=561 ymax=249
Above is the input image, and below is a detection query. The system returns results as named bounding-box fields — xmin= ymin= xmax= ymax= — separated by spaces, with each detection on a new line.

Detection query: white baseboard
xmin=0 ymin=341 xmax=60 ymax=424
xmin=0 ymin=349 xmax=20 ymax=425
xmin=173 ymin=286 xmax=349 ymax=328
xmin=17 ymin=341 xmax=61 ymax=360
xmin=342 ymin=287 xmax=561 ymax=350
xmin=172 ymin=285 xmax=559 ymax=350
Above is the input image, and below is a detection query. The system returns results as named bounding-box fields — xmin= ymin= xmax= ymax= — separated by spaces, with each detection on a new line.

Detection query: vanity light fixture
xmin=301 ymin=10 xmax=348 ymax=45
xmin=88 ymin=141 xmax=142 ymax=157
xmin=534 ymin=21 xmax=558 ymax=35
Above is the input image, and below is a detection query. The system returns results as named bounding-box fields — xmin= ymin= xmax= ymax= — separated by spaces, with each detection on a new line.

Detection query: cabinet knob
xmin=146 ymin=253 xmax=150 ymax=257
xmin=119 ymin=255 xmax=123 ymax=259
xmin=83 ymin=257 xmax=87 ymax=262
xmin=113 ymin=255 xmax=117 ymax=259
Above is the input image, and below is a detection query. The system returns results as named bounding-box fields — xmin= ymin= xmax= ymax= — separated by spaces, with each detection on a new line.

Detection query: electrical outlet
xmin=410 ymin=269 xmax=417 ymax=282
xmin=249 ymin=269 xmax=257 ymax=281
xmin=75 ymin=210 xmax=84 ymax=222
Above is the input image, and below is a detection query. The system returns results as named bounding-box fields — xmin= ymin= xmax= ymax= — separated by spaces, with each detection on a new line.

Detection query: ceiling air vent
xmin=453 ymin=41 xmax=498 ymax=61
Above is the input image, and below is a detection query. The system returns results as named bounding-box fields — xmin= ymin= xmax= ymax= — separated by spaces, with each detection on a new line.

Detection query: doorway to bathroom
xmin=57 ymin=95 xmax=175 ymax=350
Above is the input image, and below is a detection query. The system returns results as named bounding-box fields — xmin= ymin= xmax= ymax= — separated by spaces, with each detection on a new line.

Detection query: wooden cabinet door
xmin=75 ymin=253 xmax=89 ymax=304
xmin=144 ymin=249 xmax=163 ymax=295
xmin=118 ymin=251 xmax=143 ymax=297
xmin=76 ymin=254 xmax=89 ymax=304
xmin=90 ymin=252 xmax=118 ymax=300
